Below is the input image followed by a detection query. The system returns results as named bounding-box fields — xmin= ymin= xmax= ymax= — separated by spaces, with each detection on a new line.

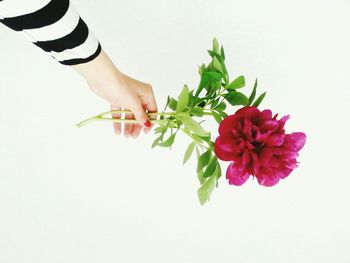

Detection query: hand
xmin=89 ymin=72 xmax=157 ymax=138
xmin=71 ymin=50 xmax=157 ymax=138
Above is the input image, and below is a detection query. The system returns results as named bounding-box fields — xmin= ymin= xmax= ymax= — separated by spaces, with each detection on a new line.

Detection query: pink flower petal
xmin=219 ymin=116 xmax=240 ymax=135
xmin=214 ymin=137 xmax=237 ymax=161
xmin=260 ymin=109 xmax=273 ymax=120
xmin=261 ymin=120 xmax=279 ymax=133
xmin=242 ymin=150 xmax=251 ymax=166
xmin=284 ymin=132 xmax=307 ymax=151
xmin=266 ymin=134 xmax=286 ymax=146
xmin=226 ymin=162 xmax=250 ymax=186
xmin=256 ymin=168 xmax=280 ymax=187
xmin=277 ymin=115 xmax=290 ymax=129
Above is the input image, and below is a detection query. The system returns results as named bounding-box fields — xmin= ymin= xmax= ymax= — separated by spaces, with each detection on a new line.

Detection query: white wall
xmin=1 ymin=0 xmax=349 ymax=262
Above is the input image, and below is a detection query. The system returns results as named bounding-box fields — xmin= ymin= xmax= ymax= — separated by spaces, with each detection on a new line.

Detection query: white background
xmin=1 ymin=0 xmax=350 ymax=262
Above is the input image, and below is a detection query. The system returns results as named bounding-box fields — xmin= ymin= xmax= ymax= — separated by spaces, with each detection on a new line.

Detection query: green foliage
xmin=183 ymin=142 xmax=196 ymax=164
xmin=211 ymin=111 xmax=222 ymax=124
xmin=213 ymin=37 xmax=219 ymax=54
xmin=197 ymin=163 xmax=221 ymax=205
xmin=176 ymin=85 xmax=189 ymax=113
xmin=168 ymin=98 xmax=177 ymax=111
xmin=252 ymin=91 xmax=267 ymax=107
xmin=157 ymin=133 xmax=176 ymax=148
xmin=248 ymin=79 xmax=258 ymax=105
xmin=191 ymin=107 xmax=204 ymax=117
xmin=225 ymin=91 xmax=249 ymax=106
xmin=227 ymin=76 xmax=245 ymax=90
xmin=176 ymin=112 xmax=209 ymax=137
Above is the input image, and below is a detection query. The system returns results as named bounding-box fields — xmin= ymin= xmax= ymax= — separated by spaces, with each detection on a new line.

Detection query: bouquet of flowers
xmin=77 ymin=38 xmax=306 ymax=205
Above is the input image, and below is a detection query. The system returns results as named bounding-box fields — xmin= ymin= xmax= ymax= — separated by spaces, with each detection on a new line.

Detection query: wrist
xmin=71 ymin=49 xmax=124 ymax=88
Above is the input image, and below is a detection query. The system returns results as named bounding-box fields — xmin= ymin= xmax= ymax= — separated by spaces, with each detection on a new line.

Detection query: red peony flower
xmin=214 ymin=106 xmax=306 ymax=186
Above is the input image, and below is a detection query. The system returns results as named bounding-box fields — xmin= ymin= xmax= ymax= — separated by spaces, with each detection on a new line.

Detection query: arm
xmin=0 ymin=0 xmax=157 ymax=137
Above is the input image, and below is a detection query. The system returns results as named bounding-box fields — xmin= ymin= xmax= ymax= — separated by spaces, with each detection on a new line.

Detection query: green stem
xmin=97 ymin=110 xmax=174 ymax=118
xmin=76 ymin=110 xmax=171 ymax=128
xmin=76 ymin=117 xmax=164 ymax=128
xmin=180 ymin=128 xmax=209 ymax=150
xmin=77 ymin=109 xmax=214 ymax=128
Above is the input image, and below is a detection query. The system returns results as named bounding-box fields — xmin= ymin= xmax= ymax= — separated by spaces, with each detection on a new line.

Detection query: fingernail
xmin=144 ymin=120 xmax=151 ymax=128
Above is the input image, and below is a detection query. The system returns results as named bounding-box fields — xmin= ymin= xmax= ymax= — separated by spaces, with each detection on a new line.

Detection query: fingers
xmin=130 ymin=99 xmax=151 ymax=128
xmin=123 ymin=109 xmax=134 ymax=138
xmin=131 ymin=123 xmax=143 ymax=138
xmin=111 ymin=104 xmax=121 ymax=135
xmin=108 ymin=77 xmax=157 ymax=139
xmin=141 ymin=86 xmax=158 ymax=134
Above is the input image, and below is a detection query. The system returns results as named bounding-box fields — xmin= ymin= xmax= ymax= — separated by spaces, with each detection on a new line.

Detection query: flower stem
xmin=76 ymin=109 xmax=216 ymax=128
xmin=76 ymin=110 xmax=175 ymax=128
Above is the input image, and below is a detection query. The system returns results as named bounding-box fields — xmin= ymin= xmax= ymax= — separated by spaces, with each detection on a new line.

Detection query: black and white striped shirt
xmin=0 ymin=0 xmax=102 ymax=65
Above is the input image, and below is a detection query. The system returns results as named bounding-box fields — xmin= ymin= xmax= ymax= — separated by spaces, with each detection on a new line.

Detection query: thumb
xmin=130 ymin=99 xmax=151 ymax=128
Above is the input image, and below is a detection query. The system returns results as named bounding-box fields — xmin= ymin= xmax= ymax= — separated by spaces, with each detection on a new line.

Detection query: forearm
xmin=70 ymin=49 xmax=122 ymax=87
xmin=0 ymin=0 xmax=101 ymax=65
xmin=70 ymin=49 xmax=130 ymax=106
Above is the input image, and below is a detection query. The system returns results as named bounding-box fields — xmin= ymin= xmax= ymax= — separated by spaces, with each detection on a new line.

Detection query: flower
xmin=214 ymin=106 xmax=306 ymax=186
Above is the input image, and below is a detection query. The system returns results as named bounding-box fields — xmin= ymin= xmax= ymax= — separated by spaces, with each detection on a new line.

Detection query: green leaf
xmin=215 ymin=163 xmax=222 ymax=180
xmin=198 ymin=63 xmax=206 ymax=76
xmin=211 ymin=98 xmax=220 ymax=108
xmin=176 ymin=112 xmax=209 ymax=137
xmin=205 ymin=71 xmax=222 ymax=81
xmin=227 ymin=76 xmax=245 ymax=90
xmin=213 ymin=57 xmax=223 ymax=73
xmin=197 ymin=169 xmax=206 ymax=185
xmin=154 ymin=126 xmax=164 ymax=134
xmin=210 ymin=52 xmax=229 ymax=84
xmin=252 ymin=91 xmax=266 ymax=107
xmin=168 ymin=98 xmax=177 ymax=111
xmin=197 ymin=150 xmax=211 ymax=172
xmin=151 ymin=136 xmax=162 ymax=148
xmin=212 ymin=111 xmax=222 ymax=124
xmin=176 ymin=85 xmax=189 ymax=113
xmin=220 ymin=46 xmax=225 ymax=60
xmin=164 ymin=96 xmax=170 ymax=109
xmin=225 ymin=91 xmax=249 ymax=106
xmin=214 ymin=101 xmax=226 ymax=111
xmin=248 ymin=78 xmax=258 ymax=105
xmin=190 ymin=133 xmax=205 ymax=146
xmin=195 ymin=146 xmax=200 ymax=159
xmin=197 ymin=174 xmax=217 ymax=205
xmin=218 ymin=111 xmax=228 ymax=118
xmin=195 ymin=73 xmax=210 ymax=97
xmin=188 ymin=90 xmax=194 ymax=108
xmin=203 ymin=156 xmax=218 ymax=178
xmin=195 ymin=70 xmax=222 ymax=99
xmin=158 ymin=133 xmax=176 ymax=147
xmin=191 ymin=107 xmax=204 ymax=117
xmin=213 ymin=37 xmax=219 ymax=54
xmin=207 ymin=50 xmax=215 ymax=57
xmin=183 ymin=142 xmax=195 ymax=165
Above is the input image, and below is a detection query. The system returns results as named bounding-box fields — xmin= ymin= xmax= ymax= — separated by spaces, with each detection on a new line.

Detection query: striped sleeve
xmin=0 ymin=0 xmax=102 ymax=65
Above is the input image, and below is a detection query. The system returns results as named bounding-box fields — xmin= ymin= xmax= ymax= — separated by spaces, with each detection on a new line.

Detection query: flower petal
xmin=266 ymin=134 xmax=286 ymax=147
xmin=235 ymin=106 xmax=261 ymax=120
xmin=256 ymin=167 xmax=280 ymax=187
xmin=284 ymin=132 xmax=307 ymax=151
xmin=218 ymin=115 xmax=237 ymax=135
xmin=226 ymin=162 xmax=250 ymax=186
xmin=214 ymin=137 xmax=236 ymax=161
